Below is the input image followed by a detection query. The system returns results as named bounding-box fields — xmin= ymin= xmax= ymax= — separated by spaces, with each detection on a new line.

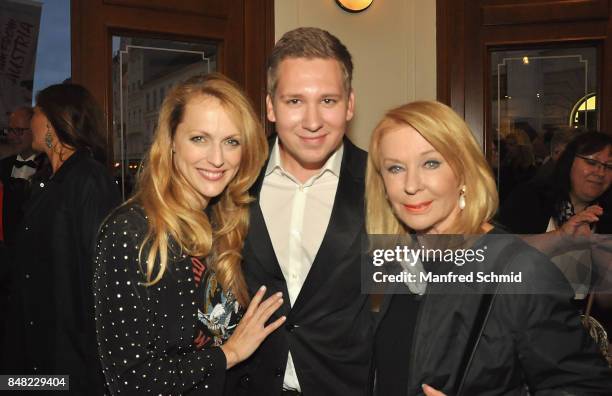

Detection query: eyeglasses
xmin=576 ymin=155 xmax=612 ymax=172
xmin=2 ymin=127 xmax=30 ymax=136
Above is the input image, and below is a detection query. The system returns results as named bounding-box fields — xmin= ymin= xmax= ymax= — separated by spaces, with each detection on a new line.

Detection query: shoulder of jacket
xmin=101 ymin=204 xmax=147 ymax=234
xmin=342 ymin=137 xmax=367 ymax=180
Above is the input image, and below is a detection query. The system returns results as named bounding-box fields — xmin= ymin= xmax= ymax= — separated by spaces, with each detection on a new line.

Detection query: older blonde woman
xmin=94 ymin=73 xmax=285 ymax=395
xmin=366 ymin=101 xmax=612 ymax=395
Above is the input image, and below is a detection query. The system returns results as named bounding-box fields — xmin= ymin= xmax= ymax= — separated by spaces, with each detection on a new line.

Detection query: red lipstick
xmin=403 ymin=201 xmax=432 ymax=213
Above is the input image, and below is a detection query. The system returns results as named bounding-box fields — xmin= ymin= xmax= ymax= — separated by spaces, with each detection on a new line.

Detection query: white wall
xmin=275 ymin=0 xmax=437 ymax=150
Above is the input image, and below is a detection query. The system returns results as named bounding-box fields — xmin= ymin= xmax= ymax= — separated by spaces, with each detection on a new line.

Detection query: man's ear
xmin=346 ymin=89 xmax=355 ymax=122
xmin=266 ymin=94 xmax=276 ymax=123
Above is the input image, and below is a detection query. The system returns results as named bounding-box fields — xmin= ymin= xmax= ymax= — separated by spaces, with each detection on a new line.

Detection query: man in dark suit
xmin=0 ymin=106 xmax=46 ymax=349
xmin=226 ymin=27 xmax=373 ymax=396
xmin=0 ymin=106 xmax=47 ymax=246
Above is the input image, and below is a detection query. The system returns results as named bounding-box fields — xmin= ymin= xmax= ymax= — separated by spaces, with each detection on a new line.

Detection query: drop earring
xmin=45 ymin=125 xmax=53 ymax=149
xmin=458 ymin=185 xmax=466 ymax=210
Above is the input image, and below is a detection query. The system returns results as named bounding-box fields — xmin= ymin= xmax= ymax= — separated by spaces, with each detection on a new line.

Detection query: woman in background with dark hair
xmin=499 ymin=131 xmax=612 ymax=346
xmin=500 ymin=131 xmax=611 ymax=236
xmin=499 ymin=132 xmax=611 ymax=297
xmin=1 ymin=83 xmax=120 ymax=394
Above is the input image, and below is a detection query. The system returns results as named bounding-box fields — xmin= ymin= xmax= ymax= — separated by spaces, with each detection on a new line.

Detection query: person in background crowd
xmin=366 ymin=101 xmax=612 ymax=395
xmin=497 ymin=127 xmax=536 ymax=203
xmin=499 ymin=131 xmax=612 ymax=342
xmin=529 ymin=126 xmax=584 ymax=186
xmin=498 ymin=132 xmax=611 ymax=294
xmin=500 ymin=131 xmax=611 ymax=236
xmin=0 ymin=106 xmax=49 ymax=355
xmin=1 ymin=83 xmax=121 ymax=395
xmin=0 ymin=106 xmax=49 ymax=246
xmin=95 ymin=73 xmax=285 ymax=395
xmin=225 ymin=27 xmax=374 ymax=396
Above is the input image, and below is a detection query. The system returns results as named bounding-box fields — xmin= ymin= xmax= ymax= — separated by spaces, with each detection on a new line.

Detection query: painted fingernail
xmin=276 ymin=292 xmax=283 ymax=297
xmin=278 ymin=298 xmax=284 ymax=304
xmin=260 ymin=285 xmax=266 ymax=291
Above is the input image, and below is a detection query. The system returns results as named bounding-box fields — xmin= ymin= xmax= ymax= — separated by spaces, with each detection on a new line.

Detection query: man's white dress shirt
xmin=259 ymin=138 xmax=343 ymax=392
xmin=11 ymin=154 xmax=38 ymax=180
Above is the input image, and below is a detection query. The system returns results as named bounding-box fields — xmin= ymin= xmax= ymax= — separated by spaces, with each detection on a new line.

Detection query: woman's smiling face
xmin=172 ymin=95 xmax=242 ymax=206
xmin=379 ymin=125 xmax=462 ymax=234
xmin=569 ymin=145 xmax=612 ymax=206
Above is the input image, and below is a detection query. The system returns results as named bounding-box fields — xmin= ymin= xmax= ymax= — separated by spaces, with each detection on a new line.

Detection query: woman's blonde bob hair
xmin=130 ymin=73 xmax=267 ymax=307
xmin=366 ymin=100 xmax=498 ymax=235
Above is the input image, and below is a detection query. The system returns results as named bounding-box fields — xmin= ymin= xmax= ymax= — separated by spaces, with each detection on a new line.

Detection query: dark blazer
xmin=374 ymin=233 xmax=612 ymax=395
xmin=0 ymin=154 xmax=48 ymax=246
xmin=1 ymin=151 xmax=120 ymax=395
xmin=0 ymin=154 xmax=49 ymax=350
xmin=226 ymin=137 xmax=374 ymax=396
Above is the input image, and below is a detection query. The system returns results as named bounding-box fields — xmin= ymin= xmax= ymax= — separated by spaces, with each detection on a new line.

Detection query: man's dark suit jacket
xmin=0 ymin=154 xmax=48 ymax=246
xmin=226 ymin=137 xmax=374 ymax=396
xmin=0 ymin=154 xmax=48 ymax=330
xmin=1 ymin=156 xmax=24 ymax=246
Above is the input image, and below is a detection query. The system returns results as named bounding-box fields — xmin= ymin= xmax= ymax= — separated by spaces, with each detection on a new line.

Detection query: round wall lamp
xmin=335 ymin=0 xmax=373 ymax=13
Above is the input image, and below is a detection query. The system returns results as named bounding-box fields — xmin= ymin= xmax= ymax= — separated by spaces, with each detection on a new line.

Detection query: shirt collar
xmin=16 ymin=153 xmax=37 ymax=162
xmin=265 ymin=137 xmax=344 ymax=179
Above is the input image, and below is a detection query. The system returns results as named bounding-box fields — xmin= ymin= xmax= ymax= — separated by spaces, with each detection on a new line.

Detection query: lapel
xmin=374 ymin=287 xmax=398 ymax=331
xmin=246 ymin=199 xmax=285 ymax=283
xmin=244 ymin=137 xmax=287 ymax=284
xmin=406 ymin=237 xmax=512 ymax=392
xmin=161 ymin=256 xmax=204 ymax=339
xmin=291 ymin=138 xmax=366 ymax=314
xmin=407 ymin=290 xmax=489 ymax=393
xmin=0 ymin=156 xmax=16 ymax=182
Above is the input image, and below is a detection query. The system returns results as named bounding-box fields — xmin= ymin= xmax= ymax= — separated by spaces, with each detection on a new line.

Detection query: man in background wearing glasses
xmin=0 ymin=106 xmax=47 ymax=348
xmin=0 ymin=106 xmax=48 ymax=245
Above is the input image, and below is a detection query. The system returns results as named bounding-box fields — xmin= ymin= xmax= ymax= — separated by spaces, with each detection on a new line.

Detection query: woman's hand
xmin=559 ymin=205 xmax=603 ymax=237
xmin=220 ymin=286 xmax=286 ymax=369
xmin=522 ymin=205 xmax=604 ymax=256
xmin=422 ymin=384 xmax=447 ymax=396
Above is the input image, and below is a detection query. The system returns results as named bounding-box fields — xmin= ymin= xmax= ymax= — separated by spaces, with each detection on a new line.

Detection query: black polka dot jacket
xmin=94 ymin=204 xmax=229 ymax=395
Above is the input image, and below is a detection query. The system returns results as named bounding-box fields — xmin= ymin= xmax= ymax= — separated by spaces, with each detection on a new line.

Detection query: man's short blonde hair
xmin=267 ymin=27 xmax=353 ymax=97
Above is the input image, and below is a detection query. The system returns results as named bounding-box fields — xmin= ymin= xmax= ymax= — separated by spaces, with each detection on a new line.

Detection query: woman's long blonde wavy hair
xmin=366 ymin=101 xmax=498 ymax=235
xmin=130 ymin=73 xmax=267 ymax=307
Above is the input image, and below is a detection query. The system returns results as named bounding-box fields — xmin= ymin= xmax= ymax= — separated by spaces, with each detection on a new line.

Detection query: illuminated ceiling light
xmin=522 ymin=56 xmax=529 ymax=65
xmin=335 ymin=0 xmax=373 ymax=13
